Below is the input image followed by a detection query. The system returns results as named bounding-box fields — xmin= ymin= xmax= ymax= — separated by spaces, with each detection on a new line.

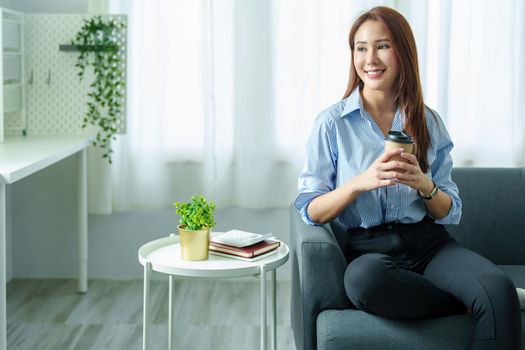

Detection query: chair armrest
xmin=290 ymin=207 xmax=350 ymax=350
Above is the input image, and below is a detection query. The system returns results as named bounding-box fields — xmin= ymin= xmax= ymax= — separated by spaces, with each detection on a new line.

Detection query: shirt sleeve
xmin=429 ymin=112 xmax=462 ymax=225
xmin=294 ymin=113 xmax=338 ymax=226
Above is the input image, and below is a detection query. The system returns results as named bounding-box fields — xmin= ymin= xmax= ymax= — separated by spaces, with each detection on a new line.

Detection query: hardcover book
xmin=209 ymin=239 xmax=280 ymax=258
xmin=209 ymin=248 xmax=279 ymax=262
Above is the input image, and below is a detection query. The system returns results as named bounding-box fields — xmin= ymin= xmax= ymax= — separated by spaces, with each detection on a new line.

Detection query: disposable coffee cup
xmin=384 ymin=131 xmax=414 ymax=162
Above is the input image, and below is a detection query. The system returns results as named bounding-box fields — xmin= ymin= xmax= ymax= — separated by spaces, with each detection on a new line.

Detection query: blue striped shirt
xmin=294 ymin=88 xmax=461 ymax=228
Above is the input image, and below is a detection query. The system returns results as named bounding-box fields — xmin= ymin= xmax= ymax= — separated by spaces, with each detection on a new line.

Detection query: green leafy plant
xmin=174 ymin=195 xmax=216 ymax=231
xmin=71 ymin=16 xmax=126 ymax=164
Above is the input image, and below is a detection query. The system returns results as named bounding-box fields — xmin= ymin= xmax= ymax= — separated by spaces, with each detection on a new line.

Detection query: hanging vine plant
xmin=71 ymin=16 xmax=126 ymax=164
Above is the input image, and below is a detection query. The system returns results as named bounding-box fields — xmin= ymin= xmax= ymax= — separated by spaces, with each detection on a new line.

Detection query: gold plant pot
xmin=178 ymin=225 xmax=210 ymax=261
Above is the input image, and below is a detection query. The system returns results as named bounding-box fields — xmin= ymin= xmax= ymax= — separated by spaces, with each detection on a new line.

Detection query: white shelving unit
xmin=0 ymin=8 xmax=25 ymax=142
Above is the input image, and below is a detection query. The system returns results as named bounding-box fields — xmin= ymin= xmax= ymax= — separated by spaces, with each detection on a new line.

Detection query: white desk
xmin=0 ymin=135 xmax=91 ymax=349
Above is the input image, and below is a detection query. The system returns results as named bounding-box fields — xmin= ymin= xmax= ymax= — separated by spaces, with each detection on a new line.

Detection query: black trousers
xmin=343 ymin=218 xmax=521 ymax=350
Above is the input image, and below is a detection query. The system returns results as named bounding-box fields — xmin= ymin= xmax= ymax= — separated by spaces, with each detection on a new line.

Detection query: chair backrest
xmin=446 ymin=167 xmax=525 ymax=264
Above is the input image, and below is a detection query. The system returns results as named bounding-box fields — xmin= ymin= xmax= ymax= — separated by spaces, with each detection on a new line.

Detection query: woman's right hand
xmin=352 ymin=148 xmax=405 ymax=193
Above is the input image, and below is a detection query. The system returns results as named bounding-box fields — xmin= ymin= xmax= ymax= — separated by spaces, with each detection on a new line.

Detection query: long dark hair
xmin=343 ymin=6 xmax=432 ymax=173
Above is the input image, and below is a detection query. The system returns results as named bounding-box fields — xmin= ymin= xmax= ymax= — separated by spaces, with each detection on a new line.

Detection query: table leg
xmin=143 ymin=261 xmax=151 ymax=350
xmin=0 ymin=184 xmax=6 ymax=350
xmin=169 ymin=275 xmax=175 ymax=350
xmin=270 ymin=269 xmax=276 ymax=350
xmin=77 ymin=148 xmax=88 ymax=293
xmin=260 ymin=265 xmax=267 ymax=350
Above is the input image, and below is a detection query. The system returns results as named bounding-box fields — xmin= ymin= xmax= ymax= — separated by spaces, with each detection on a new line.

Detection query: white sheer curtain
xmin=446 ymin=1 xmax=525 ymax=166
xmin=401 ymin=0 xmax=525 ymax=167
xmin=99 ymin=0 xmax=525 ymax=213
xmin=106 ymin=0 xmax=299 ymax=212
xmin=108 ymin=0 xmax=220 ymax=211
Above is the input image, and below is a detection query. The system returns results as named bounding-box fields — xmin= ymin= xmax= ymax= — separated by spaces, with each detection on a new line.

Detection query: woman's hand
xmin=353 ymin=148 xmax=407 ymax=193
xmin=391 ymin=152 xmax=434 ymax=194
xmin=393 ymin=152 xmax=453 ymax=219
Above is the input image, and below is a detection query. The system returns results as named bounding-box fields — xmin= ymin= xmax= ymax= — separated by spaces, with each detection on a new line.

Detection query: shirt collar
xmin=341 ymin=88 xmax=362 ymax=118
xmin=341 ymin=88 xmax=404 ymax=127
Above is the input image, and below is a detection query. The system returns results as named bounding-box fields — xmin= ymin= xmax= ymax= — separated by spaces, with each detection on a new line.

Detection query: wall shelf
xmin=59 ymin=44 xmax=118 ymax=52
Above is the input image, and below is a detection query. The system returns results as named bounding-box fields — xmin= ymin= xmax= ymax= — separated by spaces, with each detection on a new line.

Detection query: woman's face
xmin=353 ymin=20 xmax=399 ymax=94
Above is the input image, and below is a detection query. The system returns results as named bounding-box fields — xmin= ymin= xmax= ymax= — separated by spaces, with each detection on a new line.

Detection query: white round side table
xmin=138 ymin=233 xmax=289 ymax=350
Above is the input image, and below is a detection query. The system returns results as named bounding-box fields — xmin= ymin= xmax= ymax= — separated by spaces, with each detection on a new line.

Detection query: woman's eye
xmin=356 ymin=47 xmax=366 ymax=52
xmin=378 ymin=44 xmax=390 ymax=49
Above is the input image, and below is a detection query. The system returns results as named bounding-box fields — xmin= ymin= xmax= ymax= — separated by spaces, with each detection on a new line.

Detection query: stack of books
xmin=209 ymin=230 xmax=281 ymax=262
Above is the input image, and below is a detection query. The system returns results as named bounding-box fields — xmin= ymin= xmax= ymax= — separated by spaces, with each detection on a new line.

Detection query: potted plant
xmin=71 ymin=16 xmax=126 ymax=164
xmin=174 ymin=195 xmax=216 ymax=261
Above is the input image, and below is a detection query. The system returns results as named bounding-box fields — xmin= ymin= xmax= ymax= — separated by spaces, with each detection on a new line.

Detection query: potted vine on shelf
xmin=174 ymin=195 xmax=216 ymax=261
xmin=71 ymin=16 xmax=126 ymax=164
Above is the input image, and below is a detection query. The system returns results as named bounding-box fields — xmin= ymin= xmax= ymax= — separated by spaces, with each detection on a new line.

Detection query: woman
xmin=294 ymin=6 xmax=520 ymax=349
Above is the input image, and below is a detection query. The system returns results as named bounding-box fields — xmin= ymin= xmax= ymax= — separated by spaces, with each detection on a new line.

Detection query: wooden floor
xmin=7 ymin=278 xmax=295 ymax=350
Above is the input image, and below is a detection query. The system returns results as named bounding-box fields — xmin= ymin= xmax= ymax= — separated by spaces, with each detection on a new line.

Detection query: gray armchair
xmin=290 ymin=167 xmax=525 ymax=350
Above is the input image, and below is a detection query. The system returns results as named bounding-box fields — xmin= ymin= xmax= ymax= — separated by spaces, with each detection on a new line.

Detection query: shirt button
xmin=390 ymin=204 xmax=395 ymax=208
xmin=387 ymin=225 xmax=393 ymax=230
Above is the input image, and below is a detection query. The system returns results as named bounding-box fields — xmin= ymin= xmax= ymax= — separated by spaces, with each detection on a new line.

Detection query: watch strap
xmin=420 ymin=182 xmax=439 ymax=200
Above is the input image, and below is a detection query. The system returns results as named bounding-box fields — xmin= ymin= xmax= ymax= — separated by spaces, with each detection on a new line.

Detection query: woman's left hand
xmin=391 ymin=152 xmax=434 ymax=194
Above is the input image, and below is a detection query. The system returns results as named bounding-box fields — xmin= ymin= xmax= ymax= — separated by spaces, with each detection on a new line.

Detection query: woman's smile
xmin=365 ymin=69 xmax=386 ymax=79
